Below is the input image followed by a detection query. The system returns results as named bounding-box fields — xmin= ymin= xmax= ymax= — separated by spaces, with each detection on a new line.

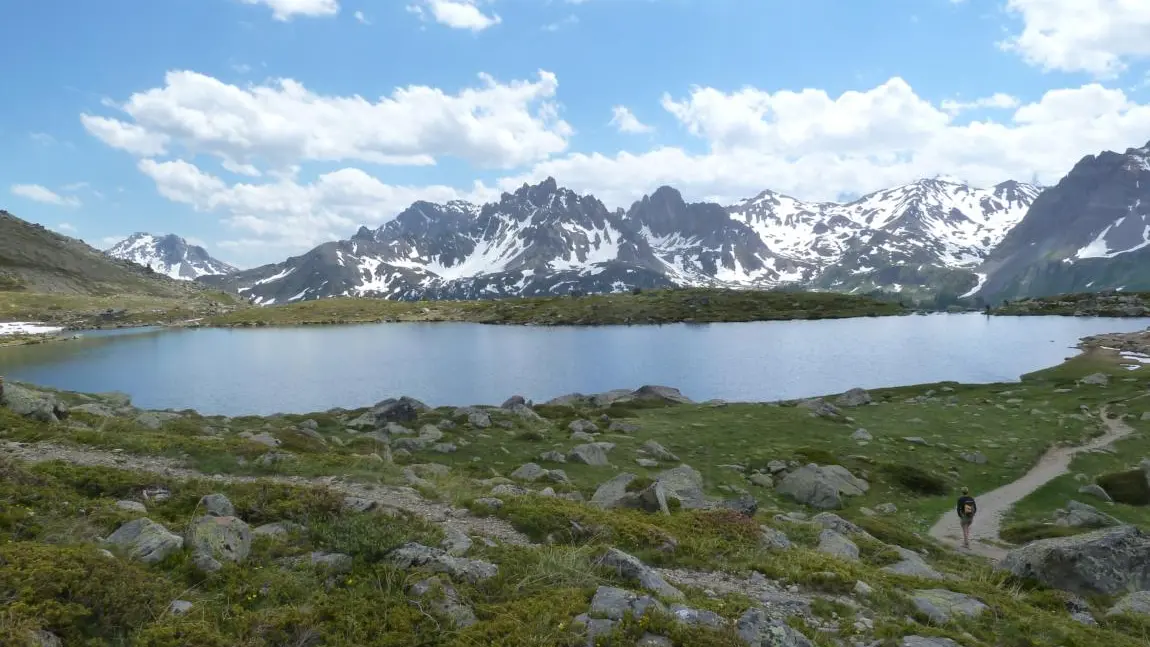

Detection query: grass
xmin=3 ymin=340 xmax=1150 ymax=645
xmin=201 ymin=287 xmax=908 ymax=328
xmin=0 ymin=291 xmax=246 ymax=331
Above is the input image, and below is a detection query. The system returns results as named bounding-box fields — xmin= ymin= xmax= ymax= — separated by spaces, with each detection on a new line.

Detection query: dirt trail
xmin=0 ymin=440 xmax=534 ymax=547
xmin=928 ymin=401 xmax=1142 ymax=561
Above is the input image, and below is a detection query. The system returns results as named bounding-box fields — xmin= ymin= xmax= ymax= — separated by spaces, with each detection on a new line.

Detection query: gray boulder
xmin=998 ymin=526 xmax=1150 ymax=595
xmin=371 ymin=396 xmax=428 ymax=423
xmin=589 ymin=585 xmax=665 ymax=621
xmin=901 ymin=638 xmax=962 ymax=647
xmin=850 ymin=428 xmax=873 ymax=442
xmin=1081 ymin=373 xmax=1110 ymax=386
xmin=389 ymin=542 xmax=498 ymax=583
xmin=775 ymin=464 xmax=868 ymax=509
xmin=409 ymin=576 xmax=478 ymax=628
xmin=641 ymin=440 xmax=679 ymax=462
xmin=816 ymin=529 xmax=859 ymax=561
xmin=115 ymin=500 xmax=147 ymax=513
xmin=199 ymin=493 xmax=235 ymax=517
xmin=1055 ymin=500 xmax=1119 ymax=528
xmin=591 ymin=473 xmax=637 ymax=509
xmin=186 ymin=515 xmax=253 ymax=572
xmin=599 ymin=548 xmax=684 ymax=600
xmin=799 ymin=398 xmax=840 ymax=418
xmin=467 ymin=411 xmax=491 ymax=428
xmin=654 ymin=464 xmax=708 ymax=509
xmin=568 ymin=443 xmax=610 ymax=466
xmin=836 ymin=388 xmax=872 ymax=407
xmin=1107 ymin=590 xmax=1150 ymax=617
xmin=510 ymin=462 xmax=548 ymax=482
xmin=1078 ymin=484 xmax=1113 ymax=502
xmin=105 ymin=518 xmax=183 ymax=564
xmin=736 ymin=607 xmax=815 ymax=647
xmin=631 ymin=385 xmax=693 ymax=404
xmin=569 ymin=419 xmax=600 ymax=434
xmin=2 ymin=383 xmax=68 ymax=423
xmin=883 ymin=546 xmax=945 ymax=580
xmin=912 ymin=589 xmax=988 ymax=623
xmin=759 ymin=526 xmax=792 ymax=550
xmin=501 ymin=395 xmax=526 ymax=409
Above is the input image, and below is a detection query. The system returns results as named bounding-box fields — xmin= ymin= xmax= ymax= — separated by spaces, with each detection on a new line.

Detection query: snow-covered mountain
xmin=200 ymin=176 xmax=1041 ymax=305
xmin=977 ymin=140 xmax=1150 ymax=299
xmin=106 ymin=233 xmax=237 ymax=280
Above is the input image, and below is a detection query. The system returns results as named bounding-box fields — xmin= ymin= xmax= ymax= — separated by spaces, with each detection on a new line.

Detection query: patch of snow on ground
xmin=960 ymin=273 xmax=987 ymax=298
xmin=0 ymin=322 xmax=64 ymax=336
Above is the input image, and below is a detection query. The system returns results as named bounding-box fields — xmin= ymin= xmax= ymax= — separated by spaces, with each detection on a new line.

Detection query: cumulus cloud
xmin=940 ymin=93 xmax=1020 ymax=115
xmin=10 ymin=184 xmax=82 ymax=207
xmin=137 ymin=159 xmax=498 ymax=253
xmin=93 ymin=69 xmax=1150 ymax=266
xmin=408 ymin=0 xmax=501 ymax=32
xmin=609 ymin=105 xmax=653 ymax=134
xmin=1002 ymin=0 xmax=1150 ymax=77
xmin=238 ymin=0 xmax=339 ymax=21
xmin=80 ymin=70 xmax=570 ymax=170
xmin=499 ymin=80 xmax=1150 ymax=209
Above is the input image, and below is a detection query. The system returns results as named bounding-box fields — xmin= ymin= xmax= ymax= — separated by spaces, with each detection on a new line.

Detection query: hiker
xmin=956 ymin=486 xmax=977 ymax=548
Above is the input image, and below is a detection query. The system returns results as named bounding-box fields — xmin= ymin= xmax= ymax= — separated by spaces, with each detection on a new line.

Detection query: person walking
xmin=956 ymin=486 xmax=977 ymax=548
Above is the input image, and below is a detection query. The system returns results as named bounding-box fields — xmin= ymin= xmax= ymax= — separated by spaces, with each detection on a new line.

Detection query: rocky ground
xmin=3 ymin=348 xmax=1150 ymax=646
xmin=993 ymin=291 xmax=1150 ymax=317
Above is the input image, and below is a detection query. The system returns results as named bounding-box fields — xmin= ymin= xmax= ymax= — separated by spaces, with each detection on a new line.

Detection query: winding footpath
xmin=928 ymin=400 xmax=1144 ymax=561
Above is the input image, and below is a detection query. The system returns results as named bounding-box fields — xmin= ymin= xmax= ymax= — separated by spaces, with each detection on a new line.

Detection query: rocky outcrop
xmin=186 ymin=515 xmax=253 ymax=573
xmin=599 ymin=548 xmax=684 ymax=600
xmin=998 ymin=525 xmax=1150 ymax=595
xmin=775 ymin=464 xmax=869 ymax=509
xmin=1 ymin=383 xmax=69 ymax=423
xmin=1054 ymin=500 xmax=1120 ymax=528
xmin=735 ymin=607 xmax=815 ymax=647
xmin=389 ymin=542 xmax=498 ymax=583
xmin=911 ymin=589 xmax=988 ymax=624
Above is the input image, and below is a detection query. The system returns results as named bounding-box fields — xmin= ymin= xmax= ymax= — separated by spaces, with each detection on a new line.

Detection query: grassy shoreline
xmin=992 ymin=290 xmax=1150 ymax=317
xmin=197 ymin=288 xmax=908 ymax=329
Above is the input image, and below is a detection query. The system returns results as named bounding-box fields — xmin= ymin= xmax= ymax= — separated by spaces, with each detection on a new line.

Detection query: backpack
xmin=962 ymin=501 xmax=974 ymax=517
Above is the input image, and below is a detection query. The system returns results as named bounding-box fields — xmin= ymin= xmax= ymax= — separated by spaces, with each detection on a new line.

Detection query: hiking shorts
xmin=959 ymin=515 xmax=974 ymax=528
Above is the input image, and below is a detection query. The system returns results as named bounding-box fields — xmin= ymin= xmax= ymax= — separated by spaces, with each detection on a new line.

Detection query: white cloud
xmin=29 ymin=132 xmax=56 ymax=145
xmin=61 ymin=182 xmax=90 ymax=192
xmin=54 ymin=223 xmax=77 ymax=233
xmin=609 ymin=105 xmax=653 ymax=134
xmin=939 ymin=93 xmax=1021 ymax=115
xmin=1002 ymin=0 xmax=1150 ymax=77
xmin=137 ymin=159 xmax=498 ymax=254
xmin=81 ymin=70 xmax=570 ymax=170
xmin=80 ymin=115 xmax=169 ymax=156
xmin=354 ymin=10 xmax=369 ymax=24
xmin=410 ymin=0 xmax=502 ymax=31
xmin=543 ymin=14 xmax=578 ymax=31
xmin=237 ymin=0 xmax=339 ymax=21
xmin=10 ymin=184 xmax=82 ymax=207
xmin=499 ymin=79 xmax=1150 ymax=209
xmin=109 ymin=70 xmax=1150 ymax=266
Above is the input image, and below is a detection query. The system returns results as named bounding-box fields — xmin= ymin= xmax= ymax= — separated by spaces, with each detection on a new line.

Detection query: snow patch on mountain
xmin=106 ymin=233 xmax=237 ymax=280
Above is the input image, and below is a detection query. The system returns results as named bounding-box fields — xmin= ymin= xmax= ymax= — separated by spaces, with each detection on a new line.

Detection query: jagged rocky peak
xmin=106 ymin=232 xmax=237 ymax=280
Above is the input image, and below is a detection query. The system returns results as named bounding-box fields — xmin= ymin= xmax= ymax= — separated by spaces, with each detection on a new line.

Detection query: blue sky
xmin=3 ymin=0 xmax=1150 ymax=268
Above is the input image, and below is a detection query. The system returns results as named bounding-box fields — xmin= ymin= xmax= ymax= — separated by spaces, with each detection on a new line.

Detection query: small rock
xmin=1081 ymin=373 xmax=1110 ymax=386
xmin=817 ymin=529 xmax=859 ymax=561
xmin=759 ymin=525 xmax=792 ymax=550
xmin=389 ymin=542 xmax=498 ymax=582
xmin=748 ymin=473 xmax=774 ymax=488
xmin=875 ymin=502 xmax=898 ymax=515
xmin=510 ymin=463 xmax=548 ymax=482
xmin=599 ymin=548 xmax=684 ymax=600
xmin=169 ymin=600 xmax=193 ymax=616
xmin=853 ymin=581 xmax=873 ymax=596
xmin=441 ymin=527 xmax=473 ymax=556
xmin=568 ymin=443 xmax=610 ymax=466
xmin=850 ymin=428 xmax=873 ymax=442
xmin=736 ymin=607 xmax=815 ymax=647
xmin=641 ymin=440 xmax=679 ymax=462
xmin=569 ymin=419 xmax=600 ymax=434
xmin=115 ymin=500 xmax=147 ymax=513
xmin=105 ymin=518 xmax=183 ymax=564
xmin=836 ymin=388 xmax=872 ymax=407
xmin=538 ymin=450 xmax=567 ymax=463
xmin=912 ymin=589 xmax=988 ymax=624
xmin=1078 ymin=484 xmax=1112 ymax=502
xmin=199 ymin=493 xmax=235 ymax=517
xmin=467 ymin=411 xmax=491 ymax=428
xmin=636 ymin=458 xmax=660 ymax=468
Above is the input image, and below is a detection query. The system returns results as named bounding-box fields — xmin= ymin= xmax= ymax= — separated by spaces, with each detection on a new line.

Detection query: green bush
xmin=1096 ymin=470 xmax=1150 ymax=505
xmin=1000 ymin=522 xmax=1089 ymax=544
xmin=0 ymin=542 xmax=176 ymax=643
xmin=879 ymin=463 xmax=948 ymax=495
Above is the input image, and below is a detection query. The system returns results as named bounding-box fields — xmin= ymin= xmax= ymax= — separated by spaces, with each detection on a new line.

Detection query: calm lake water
xmin=1 ymin=314 xmax=1147 ymax=416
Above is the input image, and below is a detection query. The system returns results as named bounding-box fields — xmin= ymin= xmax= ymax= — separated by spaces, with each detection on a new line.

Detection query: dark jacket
xmin=957 ymin=495 xmax=976 ymax=517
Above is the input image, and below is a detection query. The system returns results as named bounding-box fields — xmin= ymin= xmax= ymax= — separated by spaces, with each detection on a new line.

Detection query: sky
xmin=3 ymin=0 xmax=1150 ymax=269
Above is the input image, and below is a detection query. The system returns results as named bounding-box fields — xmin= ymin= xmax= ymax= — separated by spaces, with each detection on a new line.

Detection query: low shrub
xmin=879 ymin=463 xmax=948 ymax=495
xmin=1096 ymin=470 xmax=1150 ymax=505
xmin=1000 ymin=522 xmax=1088 ymax=544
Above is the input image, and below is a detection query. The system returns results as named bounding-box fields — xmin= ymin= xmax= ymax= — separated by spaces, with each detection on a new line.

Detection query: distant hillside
xmin=0 ymin=210 xmax=213 ymax=297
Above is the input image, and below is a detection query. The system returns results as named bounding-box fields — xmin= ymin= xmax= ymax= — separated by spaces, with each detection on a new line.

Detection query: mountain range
xmin=106 ymin=233 xmax=237 ymax=281
xmin=102 ymin=137 xmax=1150 ymax=304
xmin=193 ymin=176 xmax=1042 ymax=305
